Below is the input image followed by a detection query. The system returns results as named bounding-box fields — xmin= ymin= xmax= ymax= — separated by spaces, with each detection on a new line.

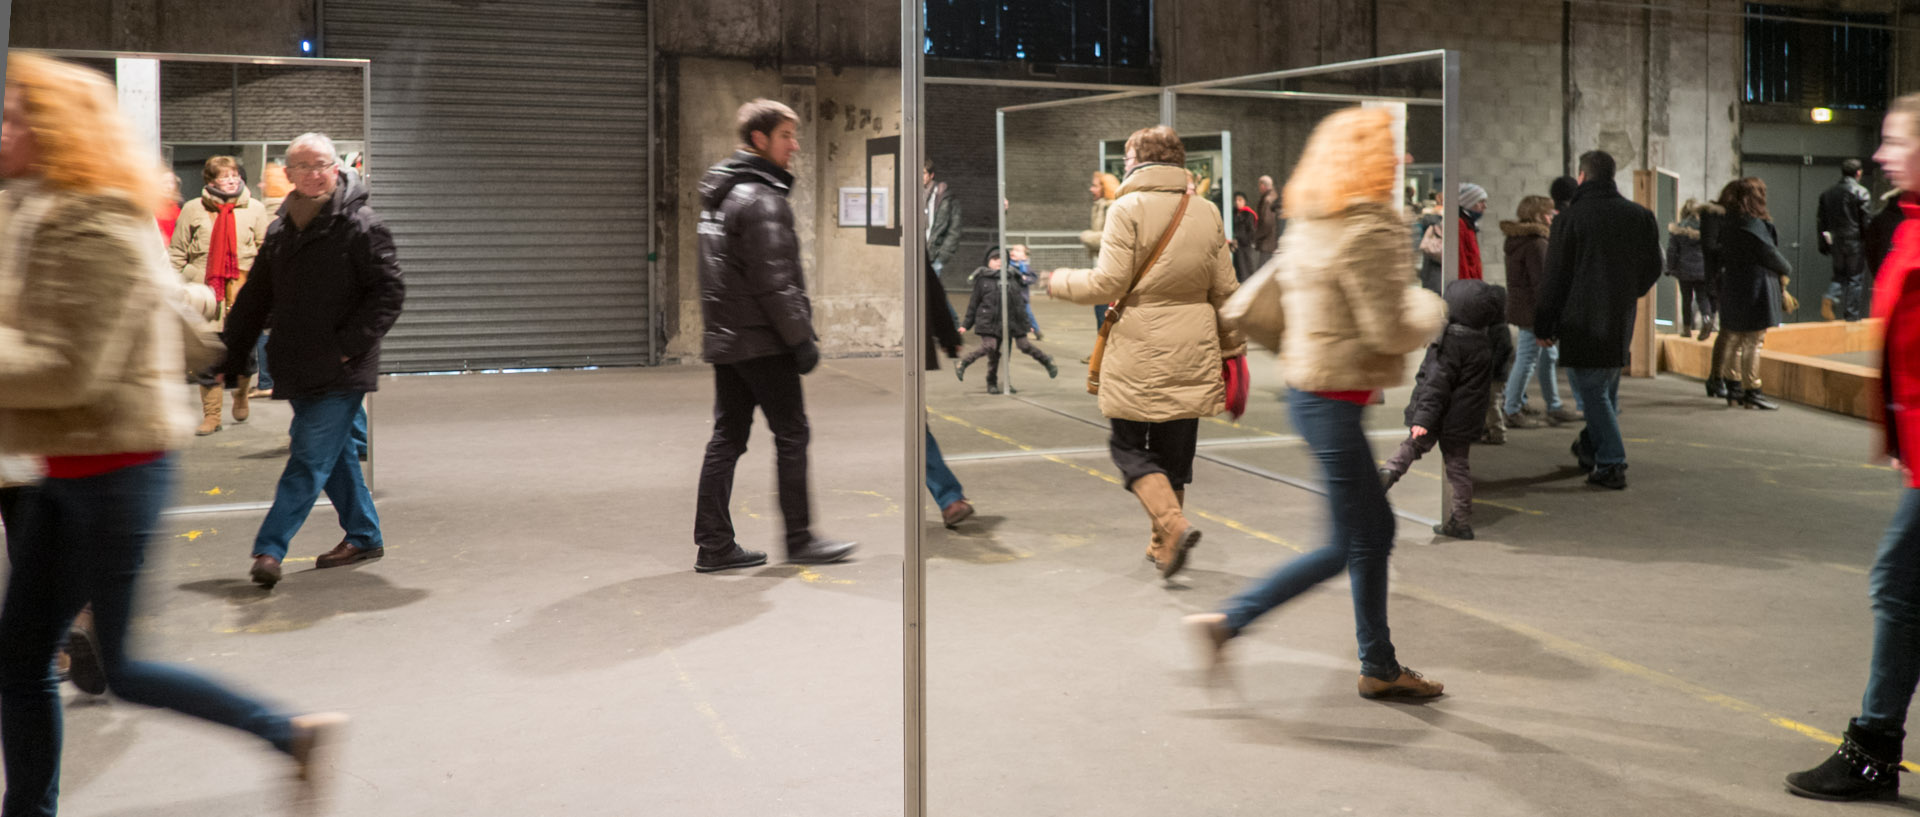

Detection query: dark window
xmin=924 ymin=0 xmax=1153 ymax=68
xmin=1744 ymin=4 xmax=1889 ymax=109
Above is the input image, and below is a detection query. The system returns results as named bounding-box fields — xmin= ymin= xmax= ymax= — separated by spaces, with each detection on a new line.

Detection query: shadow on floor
xmin=178 ymin=566 xmax=430 ymax=634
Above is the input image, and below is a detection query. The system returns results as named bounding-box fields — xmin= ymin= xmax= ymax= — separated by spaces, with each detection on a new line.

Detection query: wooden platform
xmin=1658 ymin=320 xmax=1882 ymax=419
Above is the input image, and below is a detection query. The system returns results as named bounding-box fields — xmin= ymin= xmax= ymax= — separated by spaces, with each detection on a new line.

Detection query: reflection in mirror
xmin=148 ymin=58 xmax=371 ymax=511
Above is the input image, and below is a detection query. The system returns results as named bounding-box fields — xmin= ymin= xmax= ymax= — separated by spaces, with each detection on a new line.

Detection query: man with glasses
xmin=219 ymin=132 xmax=406 ymax=588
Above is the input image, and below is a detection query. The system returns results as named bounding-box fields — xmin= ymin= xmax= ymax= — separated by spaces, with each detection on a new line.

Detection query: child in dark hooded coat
xmin=1379 ymin=278 xmax=1506 ymax=540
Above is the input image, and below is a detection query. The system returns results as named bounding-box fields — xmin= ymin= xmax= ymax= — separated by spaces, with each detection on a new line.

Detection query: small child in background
xmin=1008 ymin=244 xmax=1043 ymax=341
xmin=1379 ymin=278 xmax=1506 ymax=540
xmin=958 ymin=246 xmax=1057 ymax=394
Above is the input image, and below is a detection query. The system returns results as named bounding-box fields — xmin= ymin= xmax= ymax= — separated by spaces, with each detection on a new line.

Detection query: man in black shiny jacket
xmin=690 ymin=99 xmax=856 ymax=573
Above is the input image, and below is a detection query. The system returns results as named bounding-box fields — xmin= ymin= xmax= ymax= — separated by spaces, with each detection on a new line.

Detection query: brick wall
xmin=162 ymin=63 xmax=366 ymax=143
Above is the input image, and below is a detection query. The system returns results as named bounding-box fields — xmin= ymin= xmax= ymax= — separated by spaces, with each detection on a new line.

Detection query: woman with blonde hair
xmin=0 ymin=54 xmax=343 ymax=814
xmin=1049 ymin=126 xmax=1245 ymax=579
xmin=171 ymin=154 xmax=272 ymax=435
xmin=1185 ymin=107 xmax=1449 ymax=700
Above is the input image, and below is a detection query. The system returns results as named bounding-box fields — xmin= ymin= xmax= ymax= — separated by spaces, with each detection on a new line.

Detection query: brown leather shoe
xmin=250 ymin=554 xmax=283 ymax=588
xmin=315 ymin=541 xmax=384 ymax=569
xmin=289 ymin=712 xmax=349 ymax=811
xmin=65 ymin=607 xmax=106 ymax=695
xmin=941 ymin=499 xmax=974 ymax=528
xmin=1358 ymin=667 xmax=1445 ymax=700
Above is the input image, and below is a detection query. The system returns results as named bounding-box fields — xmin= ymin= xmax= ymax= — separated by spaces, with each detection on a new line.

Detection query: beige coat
xmin=1273 ymin=202 xmax=1446 ymax=391
xmin=1078 ymin=196 xmax=1114 ymax=257
xmin=1052 ymin=164 xmax=1247 ymax=422
xmin=169 ymin=185 xmax=271 ymax=285
xmin=0 ymin=184 xmax=196 ymax=456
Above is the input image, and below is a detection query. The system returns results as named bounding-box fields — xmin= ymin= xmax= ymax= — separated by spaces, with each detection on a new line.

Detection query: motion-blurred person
xmin=689 ymin=99 xmax=856 ymax=573
xmin=1185 ymin=107 xmax=1447 ymax=699
xmin=923 ymin=257 xmax=973 ymax=529
xmin=958 ymin=247 xmax=1057 ymax=394
xmin=1715 ymin=177 xmax=1791 ymax=411
xmin=155 ymin=166 xmax=180 ymax=239
xmin=1049 ymin=125 xmax=1245 ymax=579
xmin=1079 ymin=171 xmax=1121 ymax=342
xmin=1533 ymin=150 xmax=1664 ymax=490
xmin=1785 ymin=92 xmax=1920 ymax=803
xmin=172 ymin=155 xmax=271 ymax=435
xmin=0 ymin=54 xmax=344 ymax=816
xmin=1818 ymin=158 xmax=1873 ymax=321
xmin=216 ymin=132 xmax=405 ymax=589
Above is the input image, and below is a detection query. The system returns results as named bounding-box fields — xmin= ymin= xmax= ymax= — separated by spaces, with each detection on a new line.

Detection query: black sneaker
xmin=987 ymin=383 xmax=1002 ymax=395
xmin=695 ymin=544 xmax=768 ymax=573
xmin=1570 ymin=439 xmax=1595 ymax=473
xmin=786 ymin=538 xmax=857 ymax=565
xmin=1431 ymin=521 xmax=1475 ymax=540
xmin=1586 ymin=464 xmax=1627 ymax=490
xmin=1043 ymin=360 xmax=1059 ymax=379
xmin=65 ymin=612 xmax=106 ymax=696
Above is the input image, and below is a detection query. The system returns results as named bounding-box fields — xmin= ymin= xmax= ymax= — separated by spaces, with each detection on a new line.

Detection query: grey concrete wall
xmin=659 ymin=57 xmax=902 ymax=362
xmin=160 ymin=63 xmax=364 ymax=143
xmin=10 ymin=0 xmax=313 ymax=56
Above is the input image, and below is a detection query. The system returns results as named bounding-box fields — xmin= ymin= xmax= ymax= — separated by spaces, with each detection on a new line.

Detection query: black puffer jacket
xmin=219 ymin=168 xmax=405 ymax=398
xmin=1406 ymin=279 xmax=1504 ymax=442
xmin=1666 ymin=218 xmax=1706 ymax=283
xmin=962 ymin=266 xmax=1029 ymax=338
xmin=697 ymin=151 xmax=815 ymax=365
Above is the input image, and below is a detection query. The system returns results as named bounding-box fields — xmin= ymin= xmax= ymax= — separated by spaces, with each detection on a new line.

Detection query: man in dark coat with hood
xmin=1533 ymin=150 xmax=1664 ymax=490
xmin=219 ymin=132 xmax=405 ymax=589
xmin=690 ymin=99 xmax=857 ymax=573
xmin=1379 ymin=279 xmax=1504 ymax=540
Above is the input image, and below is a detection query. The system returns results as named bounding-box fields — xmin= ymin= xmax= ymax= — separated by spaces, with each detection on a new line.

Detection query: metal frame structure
xmin=54 ymin=48 xmax=375 ymax=516
xmin=900 ymin=47 xmax=1461 ymax=815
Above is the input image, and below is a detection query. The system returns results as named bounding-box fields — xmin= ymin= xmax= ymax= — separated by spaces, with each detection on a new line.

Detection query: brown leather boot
xmin=231 ymin=385 xmax=250 ymax=423
xmin=196 ymin=385 xmax=223 ymax=436
xmin=1131 ymin=474 xmax=1200 ymax=578
xmin=1358 ymin=667 xmax=1445 ymax=700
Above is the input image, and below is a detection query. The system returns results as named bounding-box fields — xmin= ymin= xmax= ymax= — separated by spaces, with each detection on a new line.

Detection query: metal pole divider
xmin=900 ymin=1 xmax=927 ymax=814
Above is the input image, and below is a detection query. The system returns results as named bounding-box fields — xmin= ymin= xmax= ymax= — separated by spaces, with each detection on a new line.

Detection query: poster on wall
xmin=839 ymin=186 xmax=890 ymax=228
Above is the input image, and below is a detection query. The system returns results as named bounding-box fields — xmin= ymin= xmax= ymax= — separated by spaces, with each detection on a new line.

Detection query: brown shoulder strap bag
xmin=1087 ymin=193 xmax=1192 ymax=395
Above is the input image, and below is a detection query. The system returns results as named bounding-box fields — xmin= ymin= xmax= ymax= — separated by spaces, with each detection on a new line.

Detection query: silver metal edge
xmin=901 ymin=0 xmax=928 ymax=813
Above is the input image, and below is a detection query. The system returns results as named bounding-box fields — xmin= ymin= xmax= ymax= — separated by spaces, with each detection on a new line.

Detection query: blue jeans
xmin=0 ymin=457 xmax=293 ymax=816
xmin=354 ymin=404 xmax=370 ymax=461
xmin=1503 ymin=327 xmax=1563 ymax=415
xmin=1858 ymin=488 xmax=1920 ymax=735
xmin=253 ymin=392 xmax=382 ymax=561
xmin=925 ymin=430 xmax=964 ymax=509
xmin=1220 ymin=390 xmax=1400 ymax=680
xmin=253 ymin=331 xmax=273 ymax=391
xmin=1567 ymin=367 xmax=1624 ymax=467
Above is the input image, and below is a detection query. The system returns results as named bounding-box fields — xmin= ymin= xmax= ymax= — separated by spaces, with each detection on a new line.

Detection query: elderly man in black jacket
xmin=219 ymin=132 xmax=405 ymax=588
xmin=691 ymin=99 xmax=857 ymax=573
xmin=1533 ymin=150 xmax=1664 ymax=490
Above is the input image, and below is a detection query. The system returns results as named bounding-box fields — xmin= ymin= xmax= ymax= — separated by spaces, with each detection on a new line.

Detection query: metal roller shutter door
xmin=324 ymin=0 xmax=652 ymax=372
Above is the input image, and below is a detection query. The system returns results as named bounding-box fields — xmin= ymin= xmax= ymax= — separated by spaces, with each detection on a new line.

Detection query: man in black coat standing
xmin=219 ymin=132 xmax=406 ymax=588
xmin=1817 ymin=158 xmax=1873 ymax=321
xmin=1533 ymin=150 xmax=1664 ymax=490
xmin=691 ymin=99 xmax=857 ymax=573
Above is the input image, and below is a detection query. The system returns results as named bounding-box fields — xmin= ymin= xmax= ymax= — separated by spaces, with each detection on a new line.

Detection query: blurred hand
xmin=792 ymin=341 xmax=820 ymax=375
xmin=1411 ymin=425 xmax=1429 ymax=438
xmin=1535 ymin=338 xmax=1556 ymax=348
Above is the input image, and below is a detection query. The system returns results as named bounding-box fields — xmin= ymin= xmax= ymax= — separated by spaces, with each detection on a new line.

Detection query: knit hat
xmin=1457 ymin=182 xmax=1488 ymax=211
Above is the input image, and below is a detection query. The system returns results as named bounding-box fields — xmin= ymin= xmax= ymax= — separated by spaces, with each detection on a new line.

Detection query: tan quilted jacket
xmin=1051 ymin=164 xmax=1247 ymax=422
xmin=0 ymin=184 xmax=196 ymax=456
xmin=1274 ymin=202 xmax=1447 ymax=391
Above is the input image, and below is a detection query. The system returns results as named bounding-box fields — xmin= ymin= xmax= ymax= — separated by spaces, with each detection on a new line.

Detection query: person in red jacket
xmin=1787 ymin=92 xmax=1920 ymax=802
xmin=1456 ymin=182 xmax=1487 ymax=281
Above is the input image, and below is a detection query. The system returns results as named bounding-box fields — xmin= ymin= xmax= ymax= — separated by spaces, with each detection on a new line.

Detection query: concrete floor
xmin=21 ymin=292 xmax=1919 ymax=815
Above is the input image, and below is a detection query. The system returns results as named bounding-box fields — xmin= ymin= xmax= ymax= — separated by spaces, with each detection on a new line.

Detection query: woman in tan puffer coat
xmin=170 ymin=155 xmax=271 ymax=435
xmin=1049 ymin=126 xmax=1245 ymax=579
xmin=1185 ymin=107 xmax=1451 ymax=702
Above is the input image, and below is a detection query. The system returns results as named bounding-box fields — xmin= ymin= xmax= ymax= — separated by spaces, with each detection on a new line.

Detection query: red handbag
xmin=1222 ymin=356 xmax=1249 ymax=420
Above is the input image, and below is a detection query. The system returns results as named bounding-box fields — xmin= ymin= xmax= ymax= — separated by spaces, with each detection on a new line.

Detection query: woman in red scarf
xmin=168 ymin=156 xmax=271 ymax=435
xmin=1787 ymin=93 xmax=1920 ymax=802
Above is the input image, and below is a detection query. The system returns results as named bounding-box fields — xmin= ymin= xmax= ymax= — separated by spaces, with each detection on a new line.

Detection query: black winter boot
xmin=1705 ymin=376 xmax=1725 ymax=398
xmin=1785 ymin=723 xmax=1902 ymax=802
xmin=1742 ymin=387 xmax=1779 ymax=410
xmin=1570 ymin=436 xmax=1595 ymax=473
xmin=1724 ymin=382 xmax=1745 ymax=408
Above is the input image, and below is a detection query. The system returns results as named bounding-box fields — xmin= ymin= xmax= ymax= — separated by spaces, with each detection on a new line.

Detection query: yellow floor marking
xmin=175 ymin=529 xmax=213 ymax=541
xmin=797 ymin=566 xmax=855 ymax=585
xmin=655 ymin=638 xmax=750 ymax=760
xmin=201 ymin=487 xmax=223 ymax=496
xmin=942 ymin=408 xmax=1899 ymax=766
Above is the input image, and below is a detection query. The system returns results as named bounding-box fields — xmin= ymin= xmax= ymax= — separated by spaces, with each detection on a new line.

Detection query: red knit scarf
xmin=205 ymin=202 xmax=240 ymax=301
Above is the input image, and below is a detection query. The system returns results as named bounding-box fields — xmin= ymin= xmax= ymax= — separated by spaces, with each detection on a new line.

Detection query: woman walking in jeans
xmin=1784 ymin=93 xmax=1920 ymax=801
xmin=0 ymin=54 xmax=344 ymax=816
xmin=1185 ymin=108 xmax=1448 ymax=700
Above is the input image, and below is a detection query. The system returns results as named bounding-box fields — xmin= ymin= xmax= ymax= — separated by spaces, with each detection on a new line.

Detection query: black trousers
xmin=694 ymin=354 xmax=811 ymax=551
xmin=0 ymin=485 xmax=31 ymax=562
xmin=1678 ymin=280 xmax=1717 ymax=331
xmin=1109 ymin=417 xmax=1200 ymax=490
xmin=961 ymin=334 xmax=1052 ymax=383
